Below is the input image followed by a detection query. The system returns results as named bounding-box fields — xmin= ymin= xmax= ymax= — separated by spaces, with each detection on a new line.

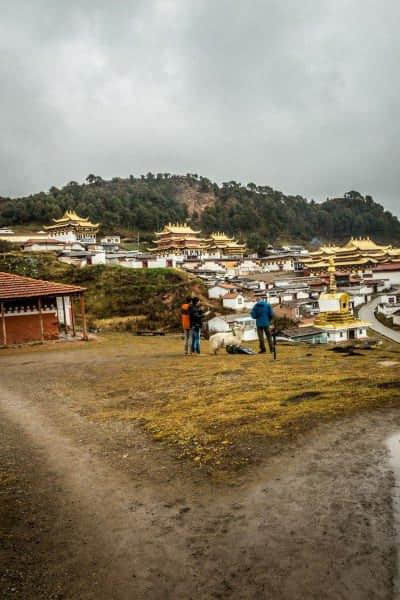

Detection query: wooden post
xmin=38 ymin=298 xmax=44 ymax=342
xmin=61 ymin=295 xmax=68 ymax=334
xmin=1 ymin=302 xmax=7 ymax=346
xmin=80 ymin=294 xmax=88 ymax=341
xmin=71 ymin=298 xmax=76 ymax=337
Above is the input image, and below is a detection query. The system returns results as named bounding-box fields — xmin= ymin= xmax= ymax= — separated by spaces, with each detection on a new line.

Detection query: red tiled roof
xmin=373 ymin=262 xmax=400 ymax=272
xmin=223 ymin=293 xmax=239 ymax=299
xmin=0 ymin=272 xmax=85 ymax=300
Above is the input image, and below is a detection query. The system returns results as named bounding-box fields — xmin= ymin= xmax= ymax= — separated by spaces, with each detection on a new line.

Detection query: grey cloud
xmin=0 ymin=0 xmax=399 ymax=216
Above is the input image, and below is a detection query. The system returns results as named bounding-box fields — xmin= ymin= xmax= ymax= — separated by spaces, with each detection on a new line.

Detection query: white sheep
xmin=209 ymin=324 xmax=245 ymax=355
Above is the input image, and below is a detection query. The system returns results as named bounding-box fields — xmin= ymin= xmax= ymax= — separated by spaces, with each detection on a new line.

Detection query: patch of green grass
xmin=47 ymin=334 xmax=400 ymax=471
xmin=0 ymin=253 xmax=207 ymax=329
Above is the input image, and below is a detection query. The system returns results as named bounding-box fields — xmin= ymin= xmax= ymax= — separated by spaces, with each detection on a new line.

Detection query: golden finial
xmin=328 ymin=256 xmax=337 ymax=293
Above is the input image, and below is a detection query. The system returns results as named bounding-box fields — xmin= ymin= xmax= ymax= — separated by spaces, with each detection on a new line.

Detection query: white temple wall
xmin=49 ymin=230 xmax=77 ymax=242
xmin=372 ymin=270 xmax=400 ymax=286
xmin=326 ymin=329 xmax=348 ymax=343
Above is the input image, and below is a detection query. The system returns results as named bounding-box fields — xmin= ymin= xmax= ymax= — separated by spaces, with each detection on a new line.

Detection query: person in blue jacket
xmin=251 ymin=295 xmax=274 ymax=354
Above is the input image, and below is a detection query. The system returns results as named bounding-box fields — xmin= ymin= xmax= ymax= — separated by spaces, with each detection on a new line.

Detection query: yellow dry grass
xmin=50 ymin=333 xmax=400 ymax=470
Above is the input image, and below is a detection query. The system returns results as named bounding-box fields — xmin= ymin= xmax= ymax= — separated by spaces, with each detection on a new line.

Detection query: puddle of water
xmin=386 ymin=433 xmax=400 ymax=598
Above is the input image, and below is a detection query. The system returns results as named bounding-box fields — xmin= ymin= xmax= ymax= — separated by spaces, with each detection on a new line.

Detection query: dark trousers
xmin=191 ymin=326 xmax=201 ymax=354
xmin=257 ymin=326 xmax=273 ymax=352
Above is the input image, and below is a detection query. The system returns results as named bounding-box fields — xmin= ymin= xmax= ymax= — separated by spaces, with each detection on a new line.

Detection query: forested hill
xmin=0 ymin=173 xmax=399 ymax=252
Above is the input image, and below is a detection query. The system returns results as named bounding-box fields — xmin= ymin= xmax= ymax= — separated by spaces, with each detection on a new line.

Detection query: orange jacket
xmin=181 ymin=302 xmax=191 ymax=330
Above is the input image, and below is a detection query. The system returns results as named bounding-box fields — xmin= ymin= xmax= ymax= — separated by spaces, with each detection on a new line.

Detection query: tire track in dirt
xmin=0 ymin=385 xmax=202 ymax=599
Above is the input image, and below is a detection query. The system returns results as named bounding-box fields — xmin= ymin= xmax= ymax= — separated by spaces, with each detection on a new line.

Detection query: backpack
xmin=226 ymin=345 xmax=256 ymax=355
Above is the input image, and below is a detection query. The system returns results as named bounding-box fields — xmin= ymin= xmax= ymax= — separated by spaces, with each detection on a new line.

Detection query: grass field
xmin=33 ymin=332 xmax=400 ymax=473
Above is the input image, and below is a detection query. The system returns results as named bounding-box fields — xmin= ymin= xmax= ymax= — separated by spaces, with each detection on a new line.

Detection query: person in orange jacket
xmin=181 ymin=296 xmax=193 ymax=355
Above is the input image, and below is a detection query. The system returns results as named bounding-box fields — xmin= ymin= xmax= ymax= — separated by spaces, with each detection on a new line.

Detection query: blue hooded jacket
xmin=251 ymin=299 xmax=274 ymax=327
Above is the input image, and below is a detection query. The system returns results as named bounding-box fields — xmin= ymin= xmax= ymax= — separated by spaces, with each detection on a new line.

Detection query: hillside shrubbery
xmin=1 ymin=175 xmax=399 ymax=251
xmin=0 ymin=253 xmax=205 ymax=330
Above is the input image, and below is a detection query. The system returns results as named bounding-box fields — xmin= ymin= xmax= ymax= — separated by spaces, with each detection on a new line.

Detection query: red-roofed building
xmin=0 ymin=272 xmax=87 ymax=345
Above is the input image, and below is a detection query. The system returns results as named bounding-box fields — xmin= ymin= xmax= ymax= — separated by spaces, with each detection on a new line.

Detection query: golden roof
xmin=45 ymin=210 xmax=99 ymax=229
xmin=306 ymin=257 xmax=377 ymax=268
xmin=344 ymin=236 xmax=390 ymax=251
xmin=226 ymin=240 xmax=246 ymax=248
xmin=155 ymin=223 xmax=200 ymax=235
xmin=209 ymin=232 xmax=234 ymax=241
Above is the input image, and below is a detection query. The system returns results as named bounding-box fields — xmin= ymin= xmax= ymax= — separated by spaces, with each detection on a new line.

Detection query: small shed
xmin=0 ymin=272 xmax=87 ymax=345
xmin=280 ymin=326 xmax=327 ymax=344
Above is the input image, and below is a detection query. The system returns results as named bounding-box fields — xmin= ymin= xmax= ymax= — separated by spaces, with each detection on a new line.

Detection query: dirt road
xmin=0 ymin=345 xmax=399 ymax=599
xmin=359 ymin=298 xmax=400 ymax=344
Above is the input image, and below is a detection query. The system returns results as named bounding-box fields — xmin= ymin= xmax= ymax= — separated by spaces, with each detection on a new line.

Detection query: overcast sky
xmin=1 ymin=0 xmax=399 ymax=215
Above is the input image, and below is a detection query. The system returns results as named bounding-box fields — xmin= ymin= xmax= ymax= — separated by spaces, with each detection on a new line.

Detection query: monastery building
xmin=44 ymin=210 xmax=99 ymax=243
xmin=303 ymin=237 xmax=400 ymax=273
xmin=148 ymin=223 xmax=246 ymax=258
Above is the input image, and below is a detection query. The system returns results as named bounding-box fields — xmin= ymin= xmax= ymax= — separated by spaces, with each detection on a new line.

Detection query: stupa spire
xmin=328 ymin=256 xmax=337 ymax=293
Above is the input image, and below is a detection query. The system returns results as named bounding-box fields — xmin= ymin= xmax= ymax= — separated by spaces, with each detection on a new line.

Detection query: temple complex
xmin=44 ymin=210 xmax=99 ymax=243
xmin=303 ymin=237 xmax=400 ymax=273
xmin=148 ymin=223 xmax=209 ymax=256
xmin=207 ymin=232 xmax=246 ymax=257
xmin=314 ymin=258 xmax=369 ymax=342
xmin=148 ymin=224 xmax=246 ymax=257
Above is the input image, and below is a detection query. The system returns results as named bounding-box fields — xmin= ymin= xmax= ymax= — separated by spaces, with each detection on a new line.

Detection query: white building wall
xmin=326 ymin=329 xmax=348 ymax=343
xmin=91 ymin=252 xmax=106 ymax=265
xmin=372 ymin=270 xmax=400 ymax=286
xmin=23 ymin=242 xmax=64 ymax=252
xmin=49 ymin=230 xmax=78 ymax=242
xmin=377 ymin=303 xmax=400 ymax=316
xmin=208 ymin=286 xmax=235 ymax=299
xmin=222 ymin=295 xmax=245 ymax=311
xmin=297 ymin=291 xmax=310 ymax=299
xmin=355 ymin=328 xmax=368 ymax=339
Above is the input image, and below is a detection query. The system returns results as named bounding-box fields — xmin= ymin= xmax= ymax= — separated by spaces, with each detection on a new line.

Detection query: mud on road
xmin=0 ymin=343 xmax=399 ymax=599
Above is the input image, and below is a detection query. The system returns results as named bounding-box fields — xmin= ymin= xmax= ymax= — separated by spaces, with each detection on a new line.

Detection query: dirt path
xmin=1 ymin=370 xmax=399 ymax=599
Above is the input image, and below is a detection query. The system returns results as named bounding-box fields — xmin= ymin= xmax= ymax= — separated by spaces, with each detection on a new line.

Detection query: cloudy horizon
xmin=1 ymin=0 xmax=399 ymax=216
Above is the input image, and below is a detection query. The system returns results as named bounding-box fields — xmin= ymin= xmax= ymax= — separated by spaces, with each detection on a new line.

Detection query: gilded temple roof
xmin=45 ymin=210 xmax=99 ymax=229
xmin=155 ymin=223 xmax=201 ymax=235
xmin=343 ymin=236 xmax=390 ymax=251
xmin=209 ymin=232 xmax=234 ymax=241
